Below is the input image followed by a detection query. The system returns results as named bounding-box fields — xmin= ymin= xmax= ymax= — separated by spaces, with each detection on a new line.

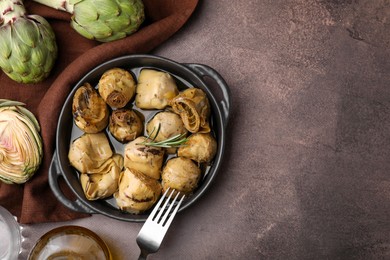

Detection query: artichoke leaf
xmin=0 ymin=26 xmax=12 ymax=59
xmin=73 ymin=2 xmax=99 ymax=23
xmin=69 ymin=21 xmax=95 ymax=40
xmin=10 ymin=30 xmax=31 ymax=63
xmin=93 ymin=0 xmax=121 ymax=18
xmin=0 ymin=99 xmax=25 ymax=108
xmin=82 ymin=21 xmax=113 ymax=39
xmin=30 ymin=44 xmax=48 ymax=67
xmin=99 ymin=32 xmax=127 ymax=43
xmin=13 ymin=18 xmax=39 ymax=48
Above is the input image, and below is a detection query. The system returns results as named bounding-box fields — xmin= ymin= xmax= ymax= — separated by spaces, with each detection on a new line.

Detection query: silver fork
xmin=136 ymin=188 xmax=185 ymax=260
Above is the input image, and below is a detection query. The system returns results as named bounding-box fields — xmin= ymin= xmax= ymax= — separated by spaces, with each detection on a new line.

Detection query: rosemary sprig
xmin=138 ymin=124 xmax=188 ymax=148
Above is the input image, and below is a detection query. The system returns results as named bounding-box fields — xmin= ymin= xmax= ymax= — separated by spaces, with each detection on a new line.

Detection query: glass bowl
xmin=0 ymin=206 xmax=21 ymax=260
xmin=28 ymin=225 xmax=112 ymax=260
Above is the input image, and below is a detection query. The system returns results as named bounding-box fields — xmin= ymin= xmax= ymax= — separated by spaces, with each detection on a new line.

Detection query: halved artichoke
xmin=79 ymin=154 xmax=123 ymax=200
xmin=161 ymin=157 xmax=201 ymax=197
xmin=109 ymin=109 xmax=143 ymax=143
xmin=169 ymin=88 xmax=211 ymax=133
xmin=146 ymin=111 xmax=188 ymax=142
xmin=0 ymin=99 xmax=43 ymax=184
xmin=135 ymin=69 xmax=179 ymax=109
xmin=98 ymin=68 xmax=136 ymax=109
xmin=114 ymin=168 xmax=162 ymax=214
xmin=124 ymin=136 xmax=165 ymax=179
xmin=146 ymin=111 xmax=188 ymax=154
xmin=68 ymin=133 xmax=113 ymax=174
xmin=177 ymin=133 xmax=217 ymax=163
xmin=72 ymin=83 xmax=109 ymax=133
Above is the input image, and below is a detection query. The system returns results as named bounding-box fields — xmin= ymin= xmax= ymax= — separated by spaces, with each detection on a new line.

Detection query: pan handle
xmin=184 ymin=63 xmax=231 ymax=128
xmin=49 ymin=152 xmax=94 ymax=214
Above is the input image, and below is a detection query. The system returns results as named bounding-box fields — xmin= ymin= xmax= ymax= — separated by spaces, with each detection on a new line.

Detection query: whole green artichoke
xmin=0 ymin=0 xmax=58 ymax=84
xmin=34 ymin=0 xmax=145 ymax=42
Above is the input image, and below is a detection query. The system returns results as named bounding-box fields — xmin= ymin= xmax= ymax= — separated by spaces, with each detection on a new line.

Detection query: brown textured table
xmin=22 ymin=1 xmax=390 ymax=259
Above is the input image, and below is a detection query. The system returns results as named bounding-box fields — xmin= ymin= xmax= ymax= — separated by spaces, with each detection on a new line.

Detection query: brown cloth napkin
xmin=0 ymin=0 xmax=198 ymax=224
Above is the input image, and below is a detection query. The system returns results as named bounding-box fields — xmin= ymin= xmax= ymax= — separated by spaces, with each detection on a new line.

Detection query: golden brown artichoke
xmin=169 ymin=88 xmax=211 ymax=133
xmin=98 ymin=68 xmax=136 ymax=109
xmin=79 ymin=154 xmax=123 ymax=200
xmin=109 ymin=109 xmax=143 ymax=143
xmin=68 ymin=133 xmax=113 ymax=174
xmin=72 ymin=83 xmax=109 ymax=133
xmin=135 ymin=69 xmax=179 ymax=109
xmin=114 ymin=168 xmax=162 ymax=214
xmin=161 ymin=157 xmax=201 ymax=196
xmin=146 ymin=111 xmax=188 ymax=154
xmin=178 ymin=133 xmax=217 ymax=163
xmin=124 ymin=136 xmax=165 ymax=179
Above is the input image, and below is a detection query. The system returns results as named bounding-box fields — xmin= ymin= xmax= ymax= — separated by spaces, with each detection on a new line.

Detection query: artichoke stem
xmin=0 ymin=0 xmax=27 ymax=25
xmin=33 ymin=0 xmax=74 ymax=13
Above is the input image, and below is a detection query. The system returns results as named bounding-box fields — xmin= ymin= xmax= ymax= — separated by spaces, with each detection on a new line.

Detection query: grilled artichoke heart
xmin=98 ymin=68 xmax=136 ymax=109
xmin=114 ymin=168 xmax=162 ymax=214
xmin=178 ymin=133 xmax=217 ymax=163
xmin=80 ymin=154 xmax=123 ymax=200
xmin=146 ymin=111 xmax=188 ymax=154
xmin=72 ymin=83 xmax=109 ymax=133
xmin=109 ymin=109 xmax=143 ymax=143
xmin=0 ymin=99 xmax=43 ymax=184
xmin=161 ymin=157 xmax=201 ymax=197
xmin=124 ymin=136 xmax=165 ymax=179
xmin=169 ymin=88 xmax=211 ymax=133
xmin=135 ymin=69 xmax=179 ymax=109
xmin=68 ymin=133 xmax=113 ymax=174
xmin=146 ymin=111 xmax=187 ymax=141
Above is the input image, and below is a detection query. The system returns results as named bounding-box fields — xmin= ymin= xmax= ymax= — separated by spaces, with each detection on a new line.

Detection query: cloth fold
xmin=0 ymin=0 xmax=198 ymax=224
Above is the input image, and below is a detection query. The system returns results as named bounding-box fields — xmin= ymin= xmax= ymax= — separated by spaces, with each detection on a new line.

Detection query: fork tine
xmin=158 ymin=191 xmax=179 ymax=225
xmin=162 ymin=193 xmax=185 ymax=228
xmin=154 ymin=188 xmax=174 ymax=222
xmin=147 ymin=188 xmax=170 ymax=221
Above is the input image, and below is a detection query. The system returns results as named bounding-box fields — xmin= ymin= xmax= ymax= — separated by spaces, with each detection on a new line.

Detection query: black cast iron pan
xmin=49 ymin=54 xmax=231 ymax=222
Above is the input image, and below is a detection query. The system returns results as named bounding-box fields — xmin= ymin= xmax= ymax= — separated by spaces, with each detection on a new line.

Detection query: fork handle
xmin=138 ymin=250 xmax=148 ymax=260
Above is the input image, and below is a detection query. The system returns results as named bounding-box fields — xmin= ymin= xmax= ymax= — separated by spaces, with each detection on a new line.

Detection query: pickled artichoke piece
xmin=72 ymin=83 xmax=109 ymax=133
xmin=98 ymin=68 xmax=136 ymax=109
xmin=178 ymin=133 xmax=217 ymax=163
xmin=135 ymin=69 xmax=179 ymax=109
xmin=109 ymin=109 xmax=143 ymax=143
xmin=68 ymin=133 xmax=113 ymax=174
xmin=80 ymin=154 xmax=123 ymax=200
xmin=114 ymin=168 xmax=162 ymax=214
xmin=169 ymin=88 xmax=211 ymax=133
xmin=162 ymin=157 xmax=201 ymax=196
xmin=124 ymin=136 xmax=165 ymax=180
xmin=146 ymin=111 xmax=187 ymax=141
xmin=146 ymin=111 xmax=188 ymax=154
